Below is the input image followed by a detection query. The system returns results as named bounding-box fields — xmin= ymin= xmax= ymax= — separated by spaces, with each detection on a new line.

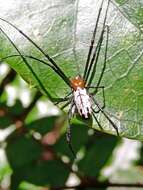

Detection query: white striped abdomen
xmin=73 ymin=87 xmax=92 ymax=119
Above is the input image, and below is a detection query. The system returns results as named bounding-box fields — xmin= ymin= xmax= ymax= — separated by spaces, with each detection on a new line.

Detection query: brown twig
xmin=0 ymin=69 xmax=16 ymax=96
xmin=50 ymin=182 xmax=143 ymax=190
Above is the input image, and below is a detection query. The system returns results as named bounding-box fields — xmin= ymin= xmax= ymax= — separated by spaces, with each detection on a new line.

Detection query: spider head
xmin=70 ymin=75 xmax=86 ymax=90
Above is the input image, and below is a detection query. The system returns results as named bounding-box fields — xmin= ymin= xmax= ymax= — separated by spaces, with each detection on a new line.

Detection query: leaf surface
xmin=0 ymin=0 xmax=143 ymax=139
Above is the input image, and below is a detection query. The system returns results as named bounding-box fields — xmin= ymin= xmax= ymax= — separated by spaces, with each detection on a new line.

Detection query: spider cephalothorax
xmin=70 ymin=75 xmax=86 ymax=90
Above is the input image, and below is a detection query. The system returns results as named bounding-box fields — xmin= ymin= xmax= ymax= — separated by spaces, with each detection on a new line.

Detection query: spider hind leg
xmin=66 ymin=100 xmax=77 ymax=158
xmin=92 ymin=97 xmax=119 ymax=136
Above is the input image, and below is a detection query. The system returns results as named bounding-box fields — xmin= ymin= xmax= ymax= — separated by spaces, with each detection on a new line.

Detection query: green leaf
xmin=54 ymin=121 xmax=89 ymax=158
xmin=78 ymin=134 xmax=118 ymax=177
xmin=11 ymin=160 xmax=69 ymax=190
xmin=0 ymin=100 xmax=24 ymax=129
xmin=6 ymin=136 xmax=42 ymax=168
xmin=26 ymin=116 xmax=58 ymax=135
xmin=19 ymin=181 xmax=44 ymax=190
xmin=0 ymin=0 xmax=143 ymax=139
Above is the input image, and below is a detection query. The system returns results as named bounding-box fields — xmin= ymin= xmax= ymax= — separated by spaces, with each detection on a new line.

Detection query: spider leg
xmin=0 ymin=27 xmax=53 ymax=99
xmin=53 ymin=96 xmax=76 ymax=158
xmin=54 ymin=92 xmax=72 ymax=105
xmin=66 ymin=99 xmax=76 ymax=158
xmin=0 ymin=54 xmax=73 ymax=104
xmin=60 ymin=100 xmax=71 ymax=110
xmin=87 ymin=85 xmax=105 ymax=109
xmin=83 ymin=0 xmax=105 ymax=80
xmin=93 ymin=25 xmax=109 ymax=94
xmin=54 ymin=98 xmax=69 ymax=105
xmin=86 ymin=27 xmax=105 ymax=85
xmin=0 ymin=18 xmax=71 ymax=86
xmin=92 ymin=97 xmax=119 ymax=136
xmin=92 ymin=108 xmax=103 ymax=130
xmin=0 ymin=54 xmax=69 ymax=83
xmin=86 ymin=0 xmax=110 ymax=85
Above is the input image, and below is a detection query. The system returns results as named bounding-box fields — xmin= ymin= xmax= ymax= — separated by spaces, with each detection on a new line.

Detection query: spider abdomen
xmin=73 ymin=87 xmax=92 ymax=119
